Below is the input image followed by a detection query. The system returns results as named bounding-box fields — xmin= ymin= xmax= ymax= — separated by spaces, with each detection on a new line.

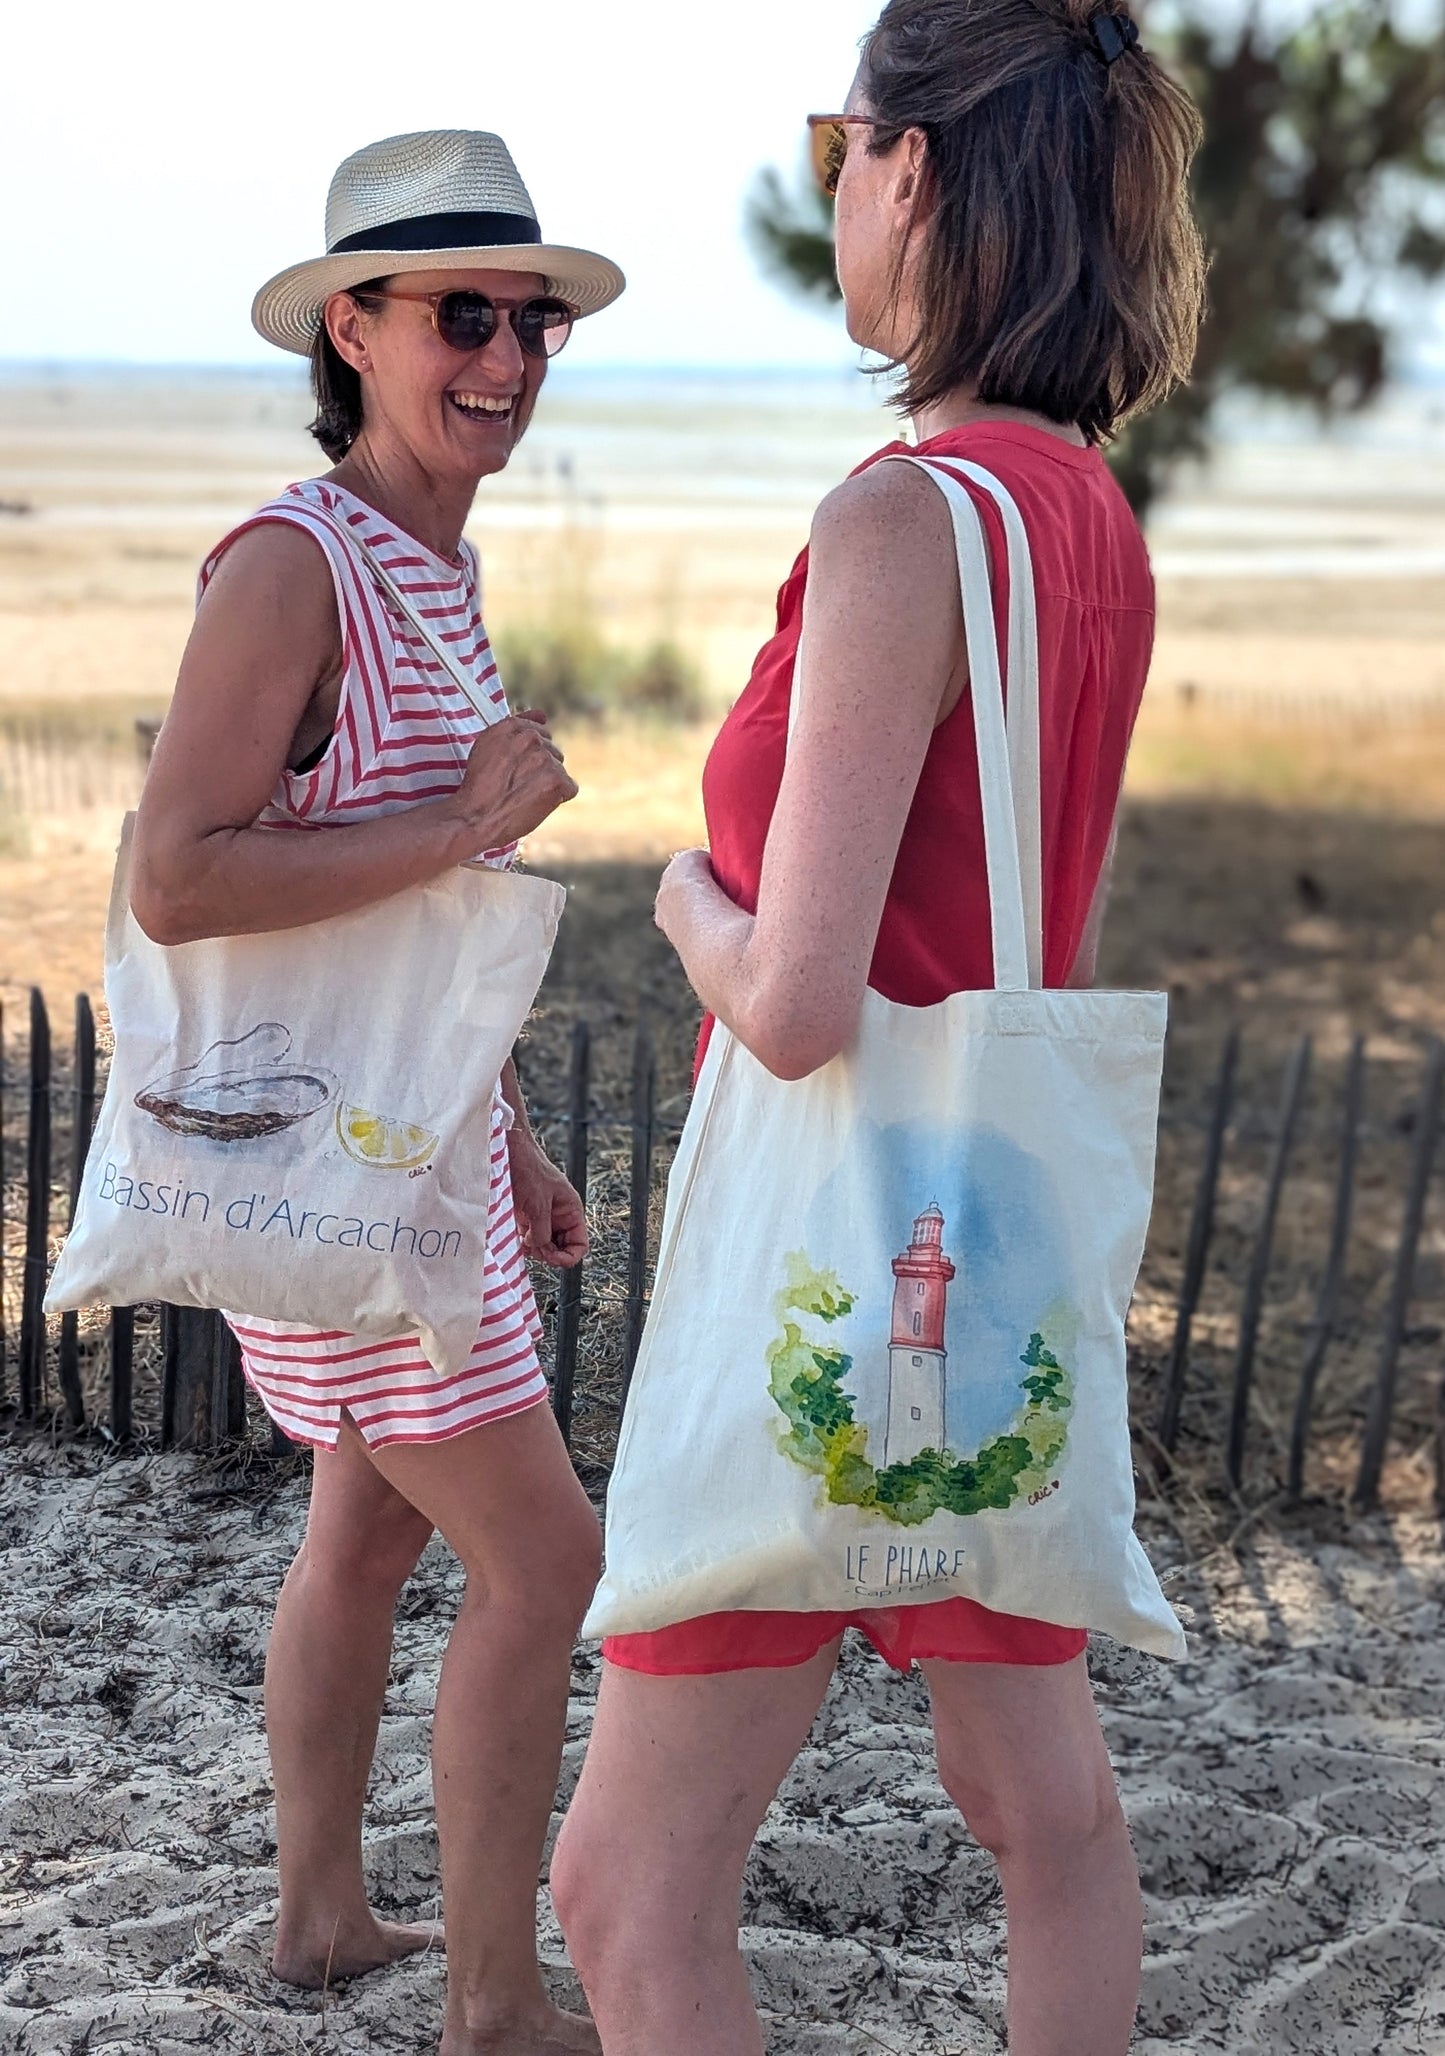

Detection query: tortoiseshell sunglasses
xmin=807 ymin=114 xmax=880 ymax=196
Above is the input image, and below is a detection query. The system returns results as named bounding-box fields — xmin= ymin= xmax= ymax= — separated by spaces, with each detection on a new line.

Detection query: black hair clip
xmin=1092 ymin=12 xmax=1141 ymax=65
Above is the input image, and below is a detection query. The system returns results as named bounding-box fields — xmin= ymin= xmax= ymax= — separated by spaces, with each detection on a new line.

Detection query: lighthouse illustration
xmin=884 ymin=1204 xmax=956 ymax=1466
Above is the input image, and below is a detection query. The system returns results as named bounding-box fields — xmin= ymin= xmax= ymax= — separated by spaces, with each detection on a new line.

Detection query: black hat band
xmin=331 ymin=209 xmax=544 ymax=256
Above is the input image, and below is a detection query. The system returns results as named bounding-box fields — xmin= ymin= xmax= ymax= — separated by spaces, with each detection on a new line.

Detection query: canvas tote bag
xmin=47 ymin=527 xmax=564 ymax=1380
xmin=586 ymin=457 xmax=1184 ymax=1660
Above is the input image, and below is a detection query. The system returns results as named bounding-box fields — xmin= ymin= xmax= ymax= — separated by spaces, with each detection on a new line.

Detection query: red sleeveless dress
xmin=606 ymin=421 xmax=1156 ymax=1675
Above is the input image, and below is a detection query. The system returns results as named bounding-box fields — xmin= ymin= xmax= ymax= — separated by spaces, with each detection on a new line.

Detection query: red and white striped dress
xmin=198 ymin=479 xmax=549 ymax=1451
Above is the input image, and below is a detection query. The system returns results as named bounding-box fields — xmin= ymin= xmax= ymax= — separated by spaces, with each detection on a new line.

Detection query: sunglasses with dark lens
xmin=364 ymin=288 xmax=575 ymax=359
xmin=806 ymin=113 xmax=879 ymax=197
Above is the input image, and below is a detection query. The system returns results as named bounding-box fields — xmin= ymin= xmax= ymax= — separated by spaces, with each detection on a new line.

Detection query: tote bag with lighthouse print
xmin=585 ymin=457 xmax=1184 ymax=1660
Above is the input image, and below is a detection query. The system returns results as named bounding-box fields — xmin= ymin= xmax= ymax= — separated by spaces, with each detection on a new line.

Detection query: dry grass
xmin=1131 ymin=696 xmax=1445 ymax=817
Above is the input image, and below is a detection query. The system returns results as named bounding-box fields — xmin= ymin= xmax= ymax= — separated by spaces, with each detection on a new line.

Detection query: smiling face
xmin=323 ymin=266 xmax=552 ymax=485
xmin=833 ymin=74 xmax=930 ymax=364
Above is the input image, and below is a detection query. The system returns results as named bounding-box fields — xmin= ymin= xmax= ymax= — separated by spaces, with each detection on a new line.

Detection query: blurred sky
xmin=4 ymin=0 xmax=1443 ymax=375
xmin=1 ymin=0 xmax=879 ymax=371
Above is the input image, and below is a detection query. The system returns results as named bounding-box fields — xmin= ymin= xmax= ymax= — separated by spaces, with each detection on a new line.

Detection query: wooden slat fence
xmin=2 ymin=987 xmax=1442 ymax=1521
xmin=0 ymin=992 xmax=671 ymax=1463
xmin=0 ymin=718 xmax=143 ymax=819
xmin=1167 ymin=679 xmax=1445 ymax=728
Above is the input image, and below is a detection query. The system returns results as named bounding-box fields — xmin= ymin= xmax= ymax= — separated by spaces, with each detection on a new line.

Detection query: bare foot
xmin=438 ymin=2003 xmax=602 ymax=2055
xmin=272 ymin=1912 xmax=443 ymax=1988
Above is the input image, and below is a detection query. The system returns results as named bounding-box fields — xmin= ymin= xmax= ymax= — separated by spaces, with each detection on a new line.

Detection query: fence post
xmin=56 ymin=994 xmax=96 ymax=1429
xmin=110 ymin=1306 xmax=135 ymax=1444
xmin=0 ymin=995 xmax=7 ymax=1398
xmin=1287 ymin=1037 xmax=1365 ymax=1503
xmin=161 ymin=1306 xmax=241 ymax=1452
xmin=1157 ymin=1027 xmax=1240 ymax=1455
xmin=551 ymin=1021 xmax=591 ymax=1449
xmin=1354 ymin=1039 xmax=1444 ymax=1511
xmin=1226 ymin=1034 xmax=1313 ymax=1491
xmin=20 ymin=988 xmax=52 ymax=1419
xmin=620 ymin=1021 xmax=657 ymax=1416
xmin=219 ymin=1320 xmax=246 ymax=1442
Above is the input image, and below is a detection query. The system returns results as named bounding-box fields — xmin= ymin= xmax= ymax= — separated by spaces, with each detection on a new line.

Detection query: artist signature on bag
xmin=1029 ymin=1480 xmax=1063 ymax=1506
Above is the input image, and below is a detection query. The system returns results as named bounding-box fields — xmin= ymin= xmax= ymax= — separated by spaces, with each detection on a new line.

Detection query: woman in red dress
xmin=555 ymin=6 xmax=1204 ymax=2052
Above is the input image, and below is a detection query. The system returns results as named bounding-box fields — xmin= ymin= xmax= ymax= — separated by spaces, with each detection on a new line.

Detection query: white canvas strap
xmin=884 ymin=456 xmax=1045 ymax=994
xmin=308 ymin=506 xmax=508 ymax=730
xmin=943 ymin=459 xmax=1044 ymax=987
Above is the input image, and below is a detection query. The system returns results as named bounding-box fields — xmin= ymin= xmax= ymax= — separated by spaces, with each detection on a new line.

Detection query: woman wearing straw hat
xmin=131 ymin=131 xmax=623 ymax=2055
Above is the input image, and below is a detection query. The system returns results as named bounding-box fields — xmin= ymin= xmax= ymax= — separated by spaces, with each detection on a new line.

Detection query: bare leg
xmin=267 ymin=1423 xmax=438 ymax=1985
xmin=366 ymin=1403 xmax=603 ymax=2056
xmin=924 ymin=1654 xmax=1142 ymax=2056
xmin=552 ymin=1643 xmax=842 ymax=2056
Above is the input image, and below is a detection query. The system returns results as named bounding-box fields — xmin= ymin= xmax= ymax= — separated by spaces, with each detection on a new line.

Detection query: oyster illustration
xmin=136 ymin=1023 xmax=336 ymax=1142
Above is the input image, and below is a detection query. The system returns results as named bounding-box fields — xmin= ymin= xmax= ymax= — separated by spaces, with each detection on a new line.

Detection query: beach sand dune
xmin=1 ymin=1450 xmax=1441 ymax=2054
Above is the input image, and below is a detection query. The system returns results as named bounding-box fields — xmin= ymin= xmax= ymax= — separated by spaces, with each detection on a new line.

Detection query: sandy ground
xmin=0 ymin=1449 xmax=1441 ymax=2055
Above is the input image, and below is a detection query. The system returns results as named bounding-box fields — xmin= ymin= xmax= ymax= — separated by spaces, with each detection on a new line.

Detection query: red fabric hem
xmin=603 ymin=1608 xmax=1088 ymax=1678
xmin=603 ymin=1635 xmax=847 ymax=1678
xmin=906 ymin=1635 xmax=1087 ymax=1668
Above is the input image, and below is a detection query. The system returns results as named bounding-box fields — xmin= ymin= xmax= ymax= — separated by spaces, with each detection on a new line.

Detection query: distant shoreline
xmin=2 ymin=361 xmax=1443 ymax=450
xmin=0 ymin=359 xmax=877 ymax=393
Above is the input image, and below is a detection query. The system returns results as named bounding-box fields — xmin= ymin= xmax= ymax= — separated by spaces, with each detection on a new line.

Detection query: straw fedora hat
xmin=253 ymin=129 xmax=626 ymax=355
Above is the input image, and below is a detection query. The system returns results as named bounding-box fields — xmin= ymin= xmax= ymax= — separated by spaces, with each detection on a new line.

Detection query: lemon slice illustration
xmin=336 ymin=1102 xmax=439 ymax=1171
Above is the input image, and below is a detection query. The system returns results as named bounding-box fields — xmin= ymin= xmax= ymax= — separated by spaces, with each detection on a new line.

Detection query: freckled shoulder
xmin=809 ymin=459 xmax=958 ymax=575
xmin=807 ymin=458 xmax=962 ymax=618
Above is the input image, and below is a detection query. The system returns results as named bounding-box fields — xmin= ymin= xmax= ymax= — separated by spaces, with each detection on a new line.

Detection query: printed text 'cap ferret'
xmin=252 ymin=129 xmax=626 ymax=355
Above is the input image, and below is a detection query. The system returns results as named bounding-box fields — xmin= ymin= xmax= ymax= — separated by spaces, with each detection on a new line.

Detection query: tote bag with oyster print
xmin=585 ymin=458 xmax=1183 ymax=1660
xmin=47 ymin=538 xmax=563 ymax=1381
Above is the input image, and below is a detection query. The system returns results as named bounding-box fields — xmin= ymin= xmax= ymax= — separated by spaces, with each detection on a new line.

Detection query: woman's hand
xmin=446 ymin=710 xmax=578 ymax=850
xmin=507 ymin=1131 xmax=589 ymax=1269
xmin=655 ymin=848 xmax=715 ymax=942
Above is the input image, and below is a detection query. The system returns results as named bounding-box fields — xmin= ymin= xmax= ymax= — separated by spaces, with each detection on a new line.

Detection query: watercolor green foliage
xmin=767 ymin=1254 xmax=1072 ymax=1527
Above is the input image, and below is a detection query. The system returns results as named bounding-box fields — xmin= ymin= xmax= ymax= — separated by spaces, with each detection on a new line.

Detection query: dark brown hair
xmin=308 ymin=280 xmax=387 ymax=462
xmin=860 ymin=0 xmax=1206 ymax=439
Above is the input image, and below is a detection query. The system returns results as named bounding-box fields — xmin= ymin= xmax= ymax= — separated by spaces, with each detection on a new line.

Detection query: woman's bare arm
xmin=131 ymin=523 xmax=575 ymax=944
xmin=655 ymin=463 xmax=965 ymax=1079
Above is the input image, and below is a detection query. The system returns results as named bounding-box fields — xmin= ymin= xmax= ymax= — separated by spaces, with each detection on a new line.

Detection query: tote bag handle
xmin=306 ymin=506 xmax=509 ymax=731
xmin=883 ymin=456 xmax=1044 ymax=995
